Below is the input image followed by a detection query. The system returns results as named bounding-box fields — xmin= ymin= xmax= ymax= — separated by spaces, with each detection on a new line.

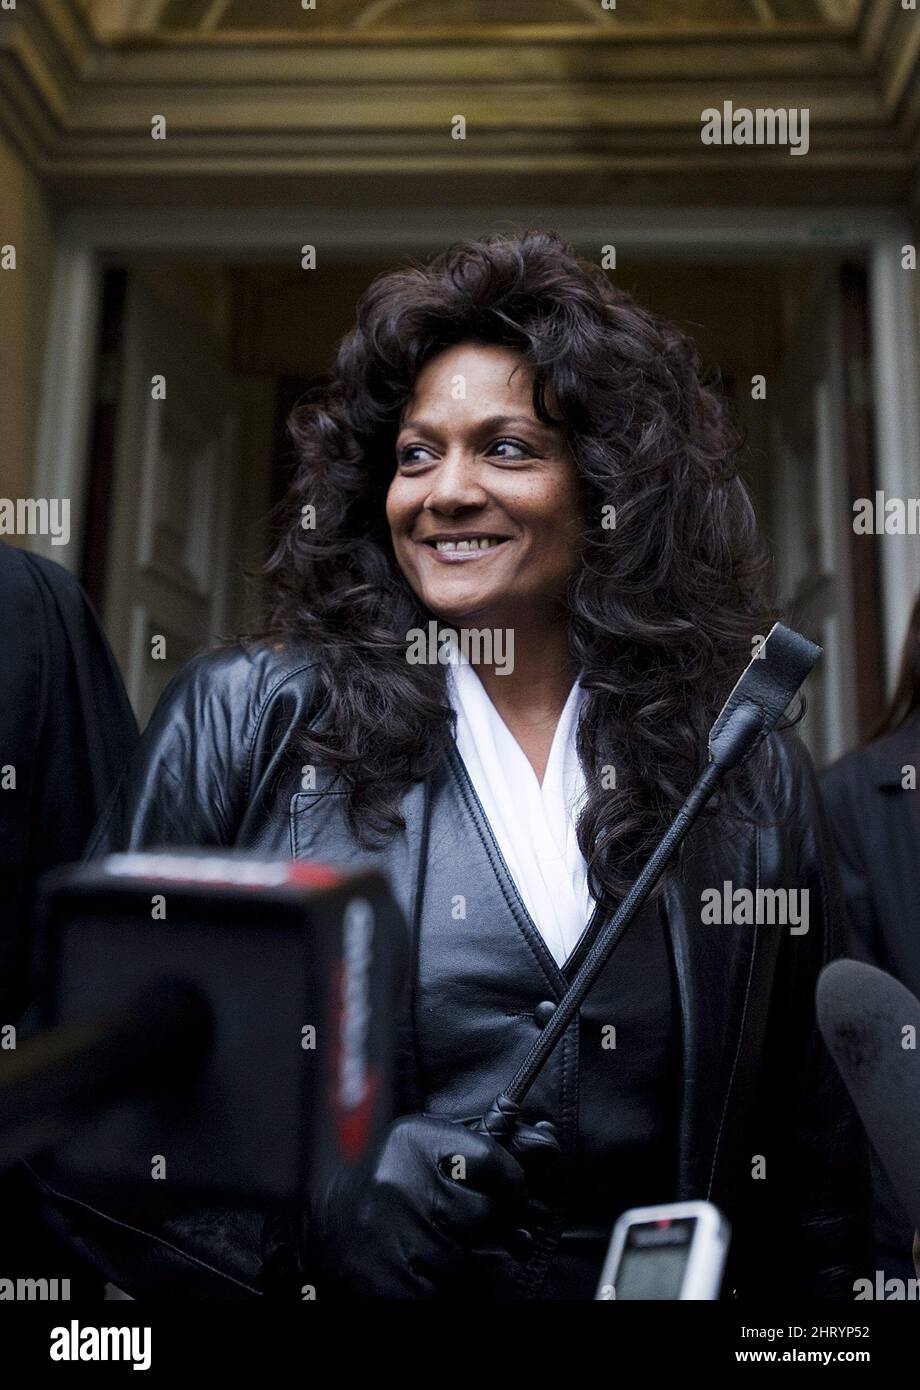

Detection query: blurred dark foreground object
xmin=0 ymin=542 xmax=138 ymax=1296
xmin=9 ymin=853 xmax=408 ymax=1203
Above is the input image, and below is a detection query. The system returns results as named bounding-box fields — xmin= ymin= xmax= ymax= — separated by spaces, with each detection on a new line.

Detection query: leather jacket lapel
xmin=445 ymin=745 xmax=564 ymax=993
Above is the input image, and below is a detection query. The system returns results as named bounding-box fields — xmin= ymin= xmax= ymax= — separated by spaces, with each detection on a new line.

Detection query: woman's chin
xmin=420 ymin=588 xmax=501 ymax=626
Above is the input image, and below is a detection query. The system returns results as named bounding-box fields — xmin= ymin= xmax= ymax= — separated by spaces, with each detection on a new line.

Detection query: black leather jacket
xmin=27 ymin=640 xmax=872 ymax=1300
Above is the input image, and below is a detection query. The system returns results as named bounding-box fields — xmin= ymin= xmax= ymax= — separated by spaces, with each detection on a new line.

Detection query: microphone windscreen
xmin=816 ymin=958 xmax=920 ymax=1232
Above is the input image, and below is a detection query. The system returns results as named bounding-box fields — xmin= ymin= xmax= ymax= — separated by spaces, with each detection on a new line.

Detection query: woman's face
xmin=386 ymin=341 xmax=582 ymax=629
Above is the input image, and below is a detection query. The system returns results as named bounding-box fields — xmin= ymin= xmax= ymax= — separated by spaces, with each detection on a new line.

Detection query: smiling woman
xmin=30 ymin=230 xmax=871 ymax=1303
xmin=389 ymin=348 xmax=581 ymax=617
xmin=386 ymin=342 xmax=584 ymax=779
xmin=261 ymin=229 xmax=775 ymax=901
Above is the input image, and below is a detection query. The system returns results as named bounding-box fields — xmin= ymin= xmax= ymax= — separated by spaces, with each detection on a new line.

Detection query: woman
xmin=822 ymin=588 xmax=920 ymax=1284
xmin=31 ymin=231 xmax=869 ymax=1301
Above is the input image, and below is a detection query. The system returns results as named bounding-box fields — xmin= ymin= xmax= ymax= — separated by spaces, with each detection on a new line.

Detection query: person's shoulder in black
xmin=0 ymin=542 xmax=138 ymax=1020
xmin=0 ymin=541 xmax=139 ymax=1297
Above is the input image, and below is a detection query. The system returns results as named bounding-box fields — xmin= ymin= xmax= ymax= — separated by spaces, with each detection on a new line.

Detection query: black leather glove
xmin=305 ymin=1112 xmax=557 ymax=1299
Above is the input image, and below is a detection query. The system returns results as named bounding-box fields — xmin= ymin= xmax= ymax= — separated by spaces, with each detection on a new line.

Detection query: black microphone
xmin=3 ymin=851 xmax=409 ymax=1203
xmin=816 ymin=958 xmax=920 ymax=1232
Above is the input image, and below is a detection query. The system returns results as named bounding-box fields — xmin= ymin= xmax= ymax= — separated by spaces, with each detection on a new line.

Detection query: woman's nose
xmin=422 ymin=452 xmax=489 ymax=511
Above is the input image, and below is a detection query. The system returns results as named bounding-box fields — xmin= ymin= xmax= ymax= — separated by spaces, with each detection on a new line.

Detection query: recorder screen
xmin=613 ymin=1218 xmax=695 ymax=1300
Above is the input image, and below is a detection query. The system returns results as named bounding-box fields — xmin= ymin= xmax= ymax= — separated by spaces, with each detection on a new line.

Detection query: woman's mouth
xmin=418 ymin=536 xmax=512 ymax=563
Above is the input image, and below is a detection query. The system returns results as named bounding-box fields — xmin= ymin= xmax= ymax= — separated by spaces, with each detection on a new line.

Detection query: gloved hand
xmin=306 ymin=1112 xmax=557 ymax=1299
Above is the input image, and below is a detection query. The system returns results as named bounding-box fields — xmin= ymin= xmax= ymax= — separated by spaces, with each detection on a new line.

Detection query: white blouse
xmin=446 ymin=651 xmax=595 ymax=967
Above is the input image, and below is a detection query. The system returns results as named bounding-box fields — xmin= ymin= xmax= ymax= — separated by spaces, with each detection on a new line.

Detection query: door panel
xmin=770 ymin=269 xmax=858 ymax=768
xmin=103 ymin=268 xmax=239 ymax=728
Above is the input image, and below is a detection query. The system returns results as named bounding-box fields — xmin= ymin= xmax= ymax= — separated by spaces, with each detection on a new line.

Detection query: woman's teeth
xmin=434 ymin=538 xmax=504 ymax=552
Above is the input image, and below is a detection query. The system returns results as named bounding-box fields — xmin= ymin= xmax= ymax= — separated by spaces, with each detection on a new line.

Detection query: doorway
xmin=32 ymin=208 xmax=919 ymax=762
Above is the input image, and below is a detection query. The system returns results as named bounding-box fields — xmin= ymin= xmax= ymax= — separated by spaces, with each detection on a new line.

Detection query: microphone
xmin=3 ymin=851 xmax=409 ymax=1202
xmin=816 ymin=958 xmax=920 ymax=1233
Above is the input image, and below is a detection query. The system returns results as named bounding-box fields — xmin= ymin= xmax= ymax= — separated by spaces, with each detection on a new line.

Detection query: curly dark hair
xmin=254 ymin=229 xmax=779 ymax=908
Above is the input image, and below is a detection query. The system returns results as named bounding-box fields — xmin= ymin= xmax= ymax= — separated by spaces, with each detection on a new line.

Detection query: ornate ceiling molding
xmin=77 ymin=0 xmax=863 ymax=39
xmin=0 ymin=0 xmax=916 ymax=209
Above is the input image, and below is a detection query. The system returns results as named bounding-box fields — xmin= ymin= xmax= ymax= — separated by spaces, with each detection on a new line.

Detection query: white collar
xmin=446 ymin=651 xmax=593 ymax=966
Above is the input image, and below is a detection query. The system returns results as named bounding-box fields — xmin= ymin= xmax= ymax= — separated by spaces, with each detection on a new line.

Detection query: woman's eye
xmin=490 ymin=438 xmax=532 ymax=460
xmin=397 ymin=445 xmax=434 ymax=466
